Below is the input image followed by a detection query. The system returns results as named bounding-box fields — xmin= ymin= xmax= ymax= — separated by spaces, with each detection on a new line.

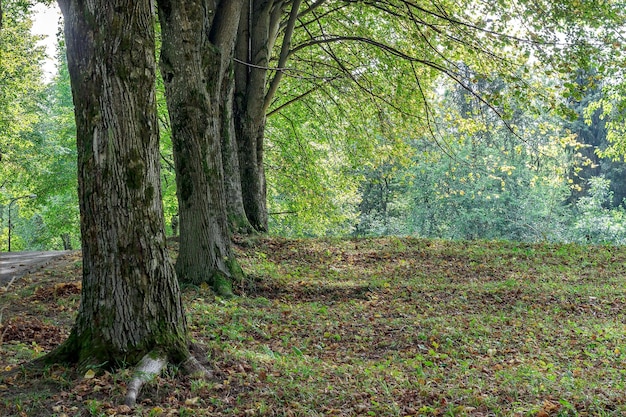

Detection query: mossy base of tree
xmin=30 ymin=331 xmax=212 ymax=407
xmin=177 ymin=255 xmax=245 ymax=298
xmin=213 ymin=273 xmax=234 ymax=298
xmin=213 ymin=256 xmax=245 ymax=298
xmin=228 ymin=213 xmax=257 ymax=235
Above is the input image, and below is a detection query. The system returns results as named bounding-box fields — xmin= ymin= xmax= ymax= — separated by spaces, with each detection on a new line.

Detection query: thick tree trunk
xmin=157 ymin=0 xmax=244 ymax=292
xmin=52 ymin=0 xmax=188 ymax=368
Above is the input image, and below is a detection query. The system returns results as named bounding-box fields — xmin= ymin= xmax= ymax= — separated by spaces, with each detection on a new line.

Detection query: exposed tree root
xmin=125 ymin=353 xmax=167 ymax=407
xmin=124 ymin=346 xmax=213 ymax=407
xmin=181 ymin=354 xmax=213 ymax=379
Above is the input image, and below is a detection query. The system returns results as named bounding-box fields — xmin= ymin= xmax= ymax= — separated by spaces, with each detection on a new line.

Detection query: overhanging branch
xmin=264 ymin=0 xmax=303 ymax=113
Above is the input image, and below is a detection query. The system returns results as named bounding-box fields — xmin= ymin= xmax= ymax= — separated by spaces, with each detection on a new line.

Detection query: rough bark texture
xmin=52 ymin=0 xmax=188 ymax=368
xmin=157 ymin=0 xmax=244 ymax=291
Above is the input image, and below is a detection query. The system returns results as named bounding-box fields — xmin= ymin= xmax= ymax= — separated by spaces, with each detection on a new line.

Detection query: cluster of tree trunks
xmin=18 ymin=0 xmax=623 ymax=407
xmin=155 ymin=0 xmax=301 ymax=286
xmin=40 ymin=0 xmax=301 ymax=405
xmin=157 ymin=0 xmax=245 ymax=292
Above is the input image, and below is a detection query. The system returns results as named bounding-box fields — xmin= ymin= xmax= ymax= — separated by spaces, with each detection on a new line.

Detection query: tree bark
xmin=233 ymin=0 xmax=300 ymax=233
xmin=51 ymin=0 xmax=188 ymax=368
xmin=233 ymin=1 xmax=279 ymax=232
xmin=157 ymin=0 xmax=244 ymax=292
xmin=221 ymin=60 xmax=255 ymax=234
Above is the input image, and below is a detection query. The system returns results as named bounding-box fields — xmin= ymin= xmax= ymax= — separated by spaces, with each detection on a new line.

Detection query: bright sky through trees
xmin=30 ymin=3 xmax=61 ymax=80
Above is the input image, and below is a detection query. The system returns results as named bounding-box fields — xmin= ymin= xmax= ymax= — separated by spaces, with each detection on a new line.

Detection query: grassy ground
xmin=2 ymin=237 xmax=626 ymax=416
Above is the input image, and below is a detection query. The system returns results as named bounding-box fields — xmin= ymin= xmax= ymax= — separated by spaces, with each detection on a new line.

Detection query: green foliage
xmin=264 ymin=0 xmax=625 ymax=241
xmin=0 ymin=1 xmax=48 ymax=250
xmin=265 ymin=108 xmax=361 ymax=237
xmin=28 ymin=37 xmax=81 ymax=250
xmin=572 ymin=177 xmax=626 ymax=245
xmin=0 ymin=2 xmax=46 ymax=179
xmin=155 ymin=50 xmax=179 ymax=233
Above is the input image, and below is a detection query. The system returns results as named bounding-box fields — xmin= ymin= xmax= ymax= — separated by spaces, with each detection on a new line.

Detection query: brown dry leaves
xmin=2 ymin=238 xmax=626 ymax=415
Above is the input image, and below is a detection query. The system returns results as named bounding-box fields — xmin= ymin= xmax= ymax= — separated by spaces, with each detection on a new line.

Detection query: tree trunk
xmin=234 ymin=101 xmax=269 ymax=232
xmin=233 ymin=0 xmax=280 ymax=233
xmin=157 ymin=0 xmax=244 ymax=293
xmin=221 ymin=61 xmax=255 ymax=234
xmin=51 ymin=0 xmax=188 ymax=368
xmin=233 ymin=0 xmax=300 ymax=233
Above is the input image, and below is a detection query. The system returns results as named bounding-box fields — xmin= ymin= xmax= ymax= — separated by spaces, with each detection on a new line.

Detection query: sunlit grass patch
xmin=4 ymin=237 xmax=626 ymax=415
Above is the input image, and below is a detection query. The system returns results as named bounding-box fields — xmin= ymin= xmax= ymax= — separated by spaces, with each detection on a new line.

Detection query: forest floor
xmin=2 ymin=237 xmax=626 ymax=416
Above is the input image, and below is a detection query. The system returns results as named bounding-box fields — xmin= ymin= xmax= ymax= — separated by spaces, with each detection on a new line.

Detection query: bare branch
xmin=267 ymin=75 xmax=342 ymax=116
xmin=264 ymin=0 xmax=302 ymax=113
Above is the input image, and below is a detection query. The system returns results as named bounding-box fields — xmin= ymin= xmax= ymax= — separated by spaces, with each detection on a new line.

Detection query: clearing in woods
xmin=1 ymin=237 xmax=626 ymax=416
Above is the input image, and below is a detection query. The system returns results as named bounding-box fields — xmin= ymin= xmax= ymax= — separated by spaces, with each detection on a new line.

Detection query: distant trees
xmin=29 ymin=40 xmax=80 ymax=250
xmin=0 ymin=0 xmax=47 ymax=250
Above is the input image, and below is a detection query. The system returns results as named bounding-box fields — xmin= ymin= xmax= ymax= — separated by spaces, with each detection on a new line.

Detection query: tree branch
xmin=267 ymin=75 xmax=342 ymax=117
xmin=264 ymin=0 xmax=302 ymax=113
xmin=290 ymin=35 xmax=449 ymax=72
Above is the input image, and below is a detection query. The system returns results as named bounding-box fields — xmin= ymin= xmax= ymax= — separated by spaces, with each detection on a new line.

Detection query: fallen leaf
xmin=185 ymin=397 xmax=200 ymax=405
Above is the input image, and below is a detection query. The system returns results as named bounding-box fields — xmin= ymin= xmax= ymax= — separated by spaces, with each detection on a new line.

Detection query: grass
xmin=2 ymin=237 xmax=626 ymax=416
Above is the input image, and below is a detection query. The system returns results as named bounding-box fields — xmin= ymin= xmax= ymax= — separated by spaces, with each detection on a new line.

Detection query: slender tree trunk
xmin=51 ymin=0 xmax=188 ymax=368
xmin=221 ymin=61 xmax=255 ymax=234
xmin=234 ymin=103 xmax=268 ymax=232
xmin=233 ymin=0 xmax=300 ymax=233
xmin=157 ymin=0 xmax=244 ymax=293
xmin=233 ymin=0 xmax=279 ymax=233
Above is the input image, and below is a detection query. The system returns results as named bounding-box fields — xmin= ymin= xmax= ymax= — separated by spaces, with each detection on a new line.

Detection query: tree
xmin=230 ymin=0 xmax=625 ymax=237
xmin=43 ymin=0 xmax=208 ymax=405
xmin=157 ymin=0 xmax=244 ymax=292
xmin=233 ymin=0 xmax=300 ymax=232
xmin=0 ymin=0 xmax=47 ymax=247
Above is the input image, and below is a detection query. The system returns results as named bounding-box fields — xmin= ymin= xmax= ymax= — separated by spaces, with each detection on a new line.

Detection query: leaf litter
xmin=2 ymin=237 xmax=626 ymax=415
